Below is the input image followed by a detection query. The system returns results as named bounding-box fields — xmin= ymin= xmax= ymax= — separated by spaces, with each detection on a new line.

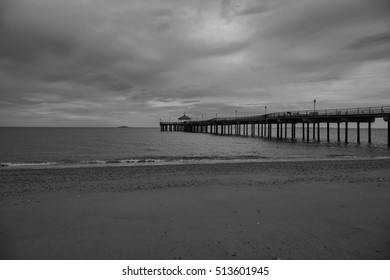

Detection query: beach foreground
xmin=1 ymin=159 xmax=390 ymax=260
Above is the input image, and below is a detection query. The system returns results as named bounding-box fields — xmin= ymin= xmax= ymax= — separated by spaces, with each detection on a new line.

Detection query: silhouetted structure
xmin=160 ymin=106 xmax=390 ymax=146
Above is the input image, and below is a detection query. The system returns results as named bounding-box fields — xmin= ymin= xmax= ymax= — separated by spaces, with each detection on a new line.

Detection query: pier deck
xmin=160 ymin=106 xmax=390 ymax=146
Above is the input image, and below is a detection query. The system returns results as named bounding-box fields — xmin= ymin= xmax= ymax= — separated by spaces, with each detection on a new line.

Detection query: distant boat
xmin=118 ymin=126 xmax=128 ymax=128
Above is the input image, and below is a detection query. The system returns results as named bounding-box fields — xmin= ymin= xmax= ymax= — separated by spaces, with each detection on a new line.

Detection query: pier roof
xmin=178 ymin=114 xmax=191 ymax=120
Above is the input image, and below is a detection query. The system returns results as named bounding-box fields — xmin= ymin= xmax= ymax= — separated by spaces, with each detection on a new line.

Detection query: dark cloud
xmin=0 ymin=0 xmax=389 ymax=126
xmin=221 ymin=0 xmax=270 ymax=18
xmin=45 ymin=71 xmax=134 ymax=92
xmin=152 ymin=8 xmax=175 ymax=18
xmin=346 ymin=31 xmax=390 ymax=50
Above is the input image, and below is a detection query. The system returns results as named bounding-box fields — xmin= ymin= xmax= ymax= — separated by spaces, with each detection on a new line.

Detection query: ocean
xmin=0 ymin=127 xmax=389 ymax=168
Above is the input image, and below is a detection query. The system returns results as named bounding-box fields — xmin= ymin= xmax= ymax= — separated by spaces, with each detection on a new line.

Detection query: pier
xmin=160 ymin=106 xmax=390 ymax=146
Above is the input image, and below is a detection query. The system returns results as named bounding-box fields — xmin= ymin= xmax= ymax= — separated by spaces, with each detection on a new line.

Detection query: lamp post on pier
xmin=314 ymin=99 xmax=316 ymax=113
xmin=264 ymin=106 xmax=267 ymax=114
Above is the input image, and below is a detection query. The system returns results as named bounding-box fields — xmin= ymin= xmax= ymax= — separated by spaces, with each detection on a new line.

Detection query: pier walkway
xmin=160 ymin=106 xmax=390 ymax=146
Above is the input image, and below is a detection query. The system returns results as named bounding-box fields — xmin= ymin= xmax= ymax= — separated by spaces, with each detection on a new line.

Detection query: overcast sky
xmin=1 ymin=0 xmax=389 ymax=127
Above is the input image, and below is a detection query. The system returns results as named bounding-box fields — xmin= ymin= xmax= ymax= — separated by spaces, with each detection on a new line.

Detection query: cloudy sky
xmin=0 ymin=0 xmax=389 ymax=126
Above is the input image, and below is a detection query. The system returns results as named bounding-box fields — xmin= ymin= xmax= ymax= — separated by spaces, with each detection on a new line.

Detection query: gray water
xmin=0 ymin=127 xmax=389 ymax=167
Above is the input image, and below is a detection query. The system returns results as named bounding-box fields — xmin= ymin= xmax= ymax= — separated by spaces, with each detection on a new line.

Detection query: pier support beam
xmin=317 ymin=123 xmax=320 ymax=142
xmin=307 ymin=123 xmax=310 ymax=142
xmin=388 ymin=120 xmax=390 ymax=147
xmin=267 ymin=124 xmax=269 ymax=138
xmin=385 ymin=117 xmax=390 ymax=146
xmin=345 ymin=121 xmax=348 ymax=143
xmin=337 ymin=123 xmax=340 ymax=142
xmin=357 ymin=122 xmax=360 ymax=144
xmin=268 ymin=124 xmax=272 ymax=139
xmin=285 ymin=123 xmax=287 ymax=138
xmin=291 ymin=123 xmax=294 ymax=140
xmin=368 ymin=122 xmax=372 ymax=144
xmin=280 ymin=123 xmax=283 ymax=139
xmin=327 ymin=122 xmax=330 ymax=142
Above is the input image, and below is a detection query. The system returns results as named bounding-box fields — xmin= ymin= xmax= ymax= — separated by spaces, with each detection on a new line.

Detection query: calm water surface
xmin=0 ymin=127 xmax=389 ymax=167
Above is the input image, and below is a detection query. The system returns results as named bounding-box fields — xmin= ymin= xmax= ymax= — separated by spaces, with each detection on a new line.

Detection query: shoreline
xmin=1 ymin=159 xmax=390 ymax=259
xmin=1 ymin=155 xmax=390 ymax=170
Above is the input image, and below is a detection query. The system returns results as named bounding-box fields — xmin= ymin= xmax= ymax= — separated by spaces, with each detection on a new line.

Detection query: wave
xmin=2 ymin=154 xmax=389 ymax=169
xmin=0 ymin=156 xmax=269 ymax=168
xmin=0 ymin=159 xmax=164 ymax=168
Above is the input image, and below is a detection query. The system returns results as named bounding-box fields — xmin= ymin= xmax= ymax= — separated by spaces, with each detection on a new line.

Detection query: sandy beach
xmin=1 ymin=159 xmax=390 ymax=260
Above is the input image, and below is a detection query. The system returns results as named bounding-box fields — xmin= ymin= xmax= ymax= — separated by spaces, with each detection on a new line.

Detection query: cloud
xmin=221 ymin=0 xmax=271 ymax=18
xmin=0 ymin=0 xmax=389 ymax=126
xmin=346 ymin=31 xmax=390 ymax=50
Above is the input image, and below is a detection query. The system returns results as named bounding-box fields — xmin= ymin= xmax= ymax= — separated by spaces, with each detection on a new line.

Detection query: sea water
xmin=0 ymin=127 xmax=389 ymax=167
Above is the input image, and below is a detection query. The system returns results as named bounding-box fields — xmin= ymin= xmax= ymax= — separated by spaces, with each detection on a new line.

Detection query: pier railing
xmin=160 ymin=105 xmax=390 ymax=145
xmin=210 ymin=105 xmax=390 ymax=123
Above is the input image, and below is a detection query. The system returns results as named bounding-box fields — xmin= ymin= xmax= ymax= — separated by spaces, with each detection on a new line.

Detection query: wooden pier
xmin=160 ymin=106 xmax=390 ymax=146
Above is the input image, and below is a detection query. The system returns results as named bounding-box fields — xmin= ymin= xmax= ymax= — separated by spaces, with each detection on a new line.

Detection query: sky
xmin=0 ymin=0 xmax=389 ymax=127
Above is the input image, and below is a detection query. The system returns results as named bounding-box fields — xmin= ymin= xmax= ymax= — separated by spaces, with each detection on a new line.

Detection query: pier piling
xmin=160 ymin=105 xmax=390 ymax=146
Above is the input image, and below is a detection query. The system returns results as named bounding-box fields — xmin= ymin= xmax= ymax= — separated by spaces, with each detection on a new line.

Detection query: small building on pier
xmin=178 ymin=114 xmax=191 ymax=122
xmin=177 ymin=113 xmax=191 ymax=131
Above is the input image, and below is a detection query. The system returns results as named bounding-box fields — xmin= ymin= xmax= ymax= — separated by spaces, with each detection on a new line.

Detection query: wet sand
xmin=1 ymin=159 xmax=390 ymax=259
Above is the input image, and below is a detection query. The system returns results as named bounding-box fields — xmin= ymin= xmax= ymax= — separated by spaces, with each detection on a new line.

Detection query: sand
xmin=1 ymin=159 xmax=390 ymax=260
